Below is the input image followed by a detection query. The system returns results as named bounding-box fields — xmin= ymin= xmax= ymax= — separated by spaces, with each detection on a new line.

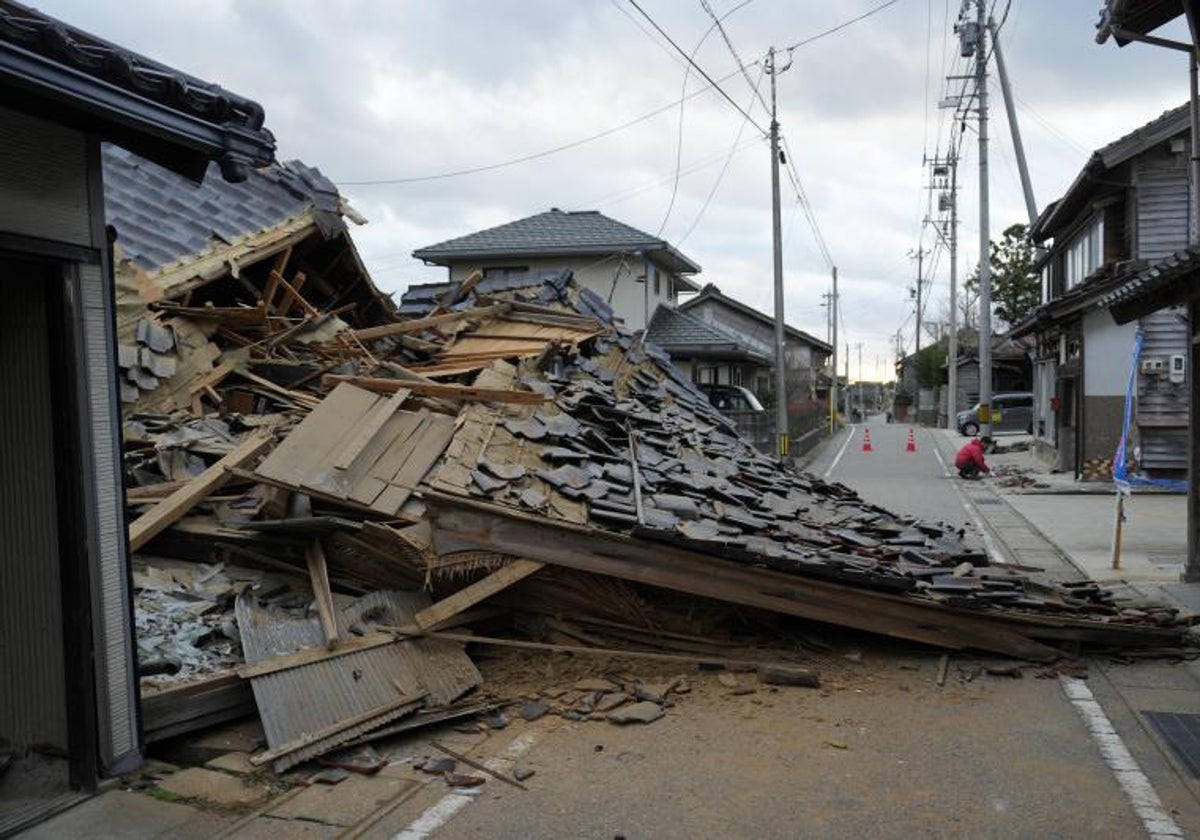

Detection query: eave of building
xmin=679 ymin=287 xmax=832 ymax=354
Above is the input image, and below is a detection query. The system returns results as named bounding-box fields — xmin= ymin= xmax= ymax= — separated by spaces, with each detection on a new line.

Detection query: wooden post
xmin=1111 ymin=491 xmax=1126 ymax=571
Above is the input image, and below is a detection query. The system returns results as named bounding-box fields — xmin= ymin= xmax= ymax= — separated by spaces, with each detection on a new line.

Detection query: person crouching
xmin=955 ymin=436 xmax=991 ymax=480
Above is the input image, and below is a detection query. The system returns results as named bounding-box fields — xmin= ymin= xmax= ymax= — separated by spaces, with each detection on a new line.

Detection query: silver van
xmin=956 ymin=391 xmax=1033 ymax=436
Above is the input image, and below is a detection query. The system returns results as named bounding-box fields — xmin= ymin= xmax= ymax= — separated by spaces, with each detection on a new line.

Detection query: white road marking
xmin=392 ymin=730 xmax=542 ymax=840
xmin=1060 ymin=677 xmax=1183 ymax=839
xmin=822 ymin=425 xmax=856 ymax=479
xmin=928 ymin=431 xmax=1008 ymax=565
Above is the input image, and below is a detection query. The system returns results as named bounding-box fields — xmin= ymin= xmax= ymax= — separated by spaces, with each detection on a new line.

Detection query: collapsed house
xmin=117 ymin=183 xmax=1194 ymax=771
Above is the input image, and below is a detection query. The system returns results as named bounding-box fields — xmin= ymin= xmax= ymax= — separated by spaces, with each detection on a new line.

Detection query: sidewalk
xmin=927 ymin=427 xmax=1193 ymax=607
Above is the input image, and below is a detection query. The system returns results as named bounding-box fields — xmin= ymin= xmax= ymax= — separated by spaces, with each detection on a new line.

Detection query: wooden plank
xmin=323 ymin=374 xmax=549 ymax=405
xmin=371 ymin=413 xmax=456 ymax=514
xmin=141 ymin=673 xmax=255 ymax=743
xmin=412 ymin=559 xmax=545 ymax=630
xmin=234 ymin=367 xmax=322 ymax=409
xmin=437 ymin=269 xmax=484 ymax=309
xmin=129 ymin=430 xmax=274 ymax=551
xmin=256 ymin=383 xmax=380 ymax=488
xmin=332 ymin=387 xmax=411 ymax=470
xmin=236 ymin=633 xmax=398 ymax=680
xmin=306 ymin=541 xmax=340 ymax=648
xmin=350 ymin=303 xmax=510 ymax=342
xmin=345 ymin=412 xmax=426 ymax=506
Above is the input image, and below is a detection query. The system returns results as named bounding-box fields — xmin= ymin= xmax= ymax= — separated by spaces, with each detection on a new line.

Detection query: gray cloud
xmin=40 ymin=0 xmax=1198 ymax=382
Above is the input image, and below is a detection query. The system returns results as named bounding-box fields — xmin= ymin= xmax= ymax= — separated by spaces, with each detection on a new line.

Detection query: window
xmin=653 ymin=267 xmax=661 ymax=296
xmin=1064 ymin=217 xmax=1103 ymax=289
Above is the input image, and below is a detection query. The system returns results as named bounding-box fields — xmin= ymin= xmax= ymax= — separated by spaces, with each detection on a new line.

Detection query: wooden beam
xmin=413 ymin=559 xmax=545 ymax=630
xmin=234 ymin=367 xmax=322 ymax=409
xmin=236 ymin=633 xmax=397 ymax=680
xmin=422 ymin=494 xmax=1092 ymax=661
xmin=436 ymin=269 xmax=484 ymax=309
xmin=268 ymin=270 xmax=320 ymax=319
xmin=129 ymin=431 xmax=274 ymax=551
xmin=392 ymin=629 xmax=820 ymax=677
xmin=350 ymin=303 xmax=510 ymax=342
xmin=306 ymin=540 xmax=340 ymax=648
xmin=276 ymin=271 xmax=308 ymax=316
xmin=322 ymin=375 xmax=549 ymax=405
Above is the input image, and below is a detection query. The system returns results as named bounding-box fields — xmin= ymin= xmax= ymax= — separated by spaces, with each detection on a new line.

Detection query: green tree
xmin=966 ymin=222 xmax=1040 ymax=328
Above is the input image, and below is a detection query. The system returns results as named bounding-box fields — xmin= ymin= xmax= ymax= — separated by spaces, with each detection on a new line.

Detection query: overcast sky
xmin=45 ymin=0 xmax=1192 ymax=381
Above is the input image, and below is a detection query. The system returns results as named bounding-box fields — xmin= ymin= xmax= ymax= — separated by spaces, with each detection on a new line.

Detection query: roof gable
xmin=679 ymin=284 xmax=832 ymax=353
xmin=413 ymin=209 xmax=701 ymax=274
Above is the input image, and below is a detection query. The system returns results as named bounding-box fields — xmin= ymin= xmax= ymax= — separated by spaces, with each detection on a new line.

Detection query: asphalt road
xmin=805 ymin=416 xmax=974 ymax=531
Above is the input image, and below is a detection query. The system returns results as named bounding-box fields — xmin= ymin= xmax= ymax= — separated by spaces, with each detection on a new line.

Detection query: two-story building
xmin=674 ymin=284 xmax=832 ymax=432
xmin=1015 ymin=104 xmax=1191 ymax=478
xmin=412 ymin=208 xmax=700 ymax=330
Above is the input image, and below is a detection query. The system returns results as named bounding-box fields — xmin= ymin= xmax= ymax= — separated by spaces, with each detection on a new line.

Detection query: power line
xmin=784 ymin=0 xmax=903 ymax=51
xmin=336 ymin=63 xmax=756 ymax=186
xmin=337 ymin=2 xmax=904 ymax=188
xmin=699 ymin=0 xmax=770 ymax=113
xmin=779 ymin=133 xmax=834 ymax=269
xmin=625 ymin=0 xmax=768 ymax=134
xmin=677 ymin=63 xmax=767 ymax=244
xmin=658 ymin=0 xmax=758 ymax=236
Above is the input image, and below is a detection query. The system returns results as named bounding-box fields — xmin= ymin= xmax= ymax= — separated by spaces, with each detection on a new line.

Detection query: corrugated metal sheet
xmin=0 ymin=263 xmax=69 ymax=750
xmin=237 ymin=589 xmax=481 ymax=772
xmin=0 ymin=107 xmax=90 ymax=245
xmin=78 ymin=262 xmax=140 ymax=768
xmin=1136 ymin=157 xmax=1190 ymax=261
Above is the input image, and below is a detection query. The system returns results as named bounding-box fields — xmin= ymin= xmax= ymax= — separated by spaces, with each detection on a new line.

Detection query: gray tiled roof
xmin=646 ymin=305 xmax=772 ymax=363
xmin=103 ymin=144 xmax=344 ymax=272
xmin=413 ymin=209 xmax=701 ymax=274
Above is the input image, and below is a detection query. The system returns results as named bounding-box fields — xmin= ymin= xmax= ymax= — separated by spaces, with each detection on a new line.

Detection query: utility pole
xmin=974 ymin=0 xmax=993 ymax=438
xmin=926 ymin=149 xmax=959 ymax=425
xmin=989 ymin=17 xmax=1037 ymax=227
xmin=845 ymin=341 xmax=851 ymax=421
xmin=912 ymin=246 xmax=927 ymax=362
xmin=830 ymin=266 xmax=839 ymax=431
xmin=766 ymin=46 xmax=793 ymax=460
xmin=856 ymin=342 xmax=864 ymax=421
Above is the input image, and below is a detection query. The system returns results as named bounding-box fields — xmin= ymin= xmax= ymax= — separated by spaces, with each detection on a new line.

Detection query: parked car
xmin=696 ymin=384 xmax=765 ymax=414
xmin=956 ymin=391 xmax=1033 ymax=436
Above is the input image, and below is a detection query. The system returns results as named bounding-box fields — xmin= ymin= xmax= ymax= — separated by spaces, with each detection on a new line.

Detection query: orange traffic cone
xmin=861 ymin=428 xmax=873 ymax=452
xmin=905 ymin=428 xmax=917 ymax=453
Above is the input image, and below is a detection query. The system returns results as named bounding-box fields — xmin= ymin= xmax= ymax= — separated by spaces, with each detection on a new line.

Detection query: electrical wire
xmin=657 ymin=0 xmax=758 ymax=236
xmin=677 ymin=63 xmax=767 ymax=244
xmin=699 ymin=0 xmax=769 ymax=113
xmin=338 ymin=2 xmax=908 ymax=188
xmin=624 ymin=0 xmax=768 ymax=135
xmin=784 ymin=0 xmax=902 ymax=51
xmin=336 ymin=63 xmax=756 ymax=186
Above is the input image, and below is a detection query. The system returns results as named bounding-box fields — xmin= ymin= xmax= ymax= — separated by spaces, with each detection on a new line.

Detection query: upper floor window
xmin=1064 ymin=217 xmax=1103 ymax=289
xmin=653 ymin=267 xmax=661 ymax=296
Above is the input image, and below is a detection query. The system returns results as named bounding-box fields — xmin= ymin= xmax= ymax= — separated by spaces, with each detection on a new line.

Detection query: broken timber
xmin=129 ymin=429 xmax=274 ymax=551
xmin=322 ymin=374 xmax=549 ymax=404
xmin=425 ymin=493 xmax=1186 ymax=661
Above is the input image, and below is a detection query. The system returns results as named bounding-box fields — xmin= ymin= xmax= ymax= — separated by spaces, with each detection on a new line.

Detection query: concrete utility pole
xmin=925 ymin=150 xmax=959 ymax=425
xmin=913 ymin=246 xmax=927 ymax=362
xmin=974 ymin=0 xmax=993 ymax=438
xmin=856 ymin=341 xmax=864 ymax=420
xmin=989 ymin=17 xmax=1037 ymax=228
xmin=844 ymin=341 xmax=851 ymax=420
xmin=830 ymin=266 xmax=839 ymax=431
xmin=766 ymin=46 xmax=792 ymax=460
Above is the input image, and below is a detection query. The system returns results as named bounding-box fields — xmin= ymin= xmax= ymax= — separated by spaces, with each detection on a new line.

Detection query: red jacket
xmin=955 ymin=438 xmax=989 ymax=472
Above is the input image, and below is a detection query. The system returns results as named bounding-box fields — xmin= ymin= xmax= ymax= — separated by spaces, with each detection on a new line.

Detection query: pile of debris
xmin=111 ymin=148 xmax=1192 ymax=774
